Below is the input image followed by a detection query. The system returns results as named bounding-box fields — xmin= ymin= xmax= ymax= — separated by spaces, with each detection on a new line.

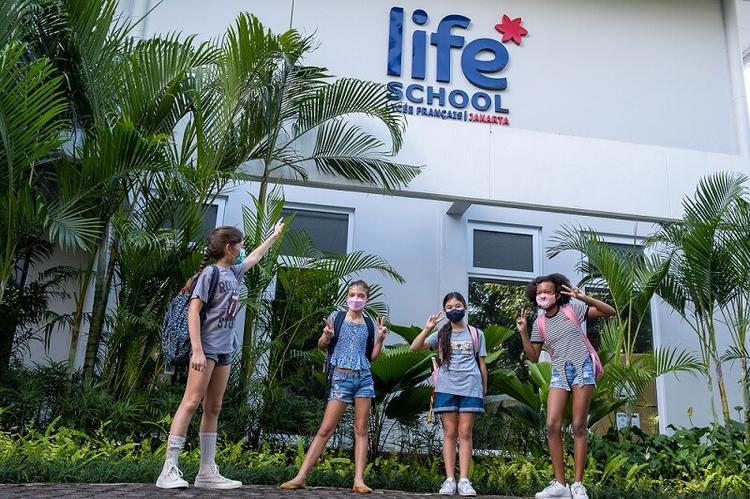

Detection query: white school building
xmin=30 ymin=0 xmax=750 ymax=433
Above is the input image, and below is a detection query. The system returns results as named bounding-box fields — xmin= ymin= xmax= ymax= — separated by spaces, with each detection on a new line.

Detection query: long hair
xmin=437 ymin=291 xmax=467 ymax=370
xmin=524 ymin=273 xmax=572 ymax=307
xmin=183 ymin=226 xmax=243 ymax=292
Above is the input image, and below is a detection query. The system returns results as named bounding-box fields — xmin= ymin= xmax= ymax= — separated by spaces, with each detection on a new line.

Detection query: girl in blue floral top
xmin=281 ymin=280 xmax=388 ymax=494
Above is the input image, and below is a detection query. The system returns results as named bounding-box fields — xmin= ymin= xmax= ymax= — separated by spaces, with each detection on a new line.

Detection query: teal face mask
xmin=235 ymin=248 xmax=247 ymax=265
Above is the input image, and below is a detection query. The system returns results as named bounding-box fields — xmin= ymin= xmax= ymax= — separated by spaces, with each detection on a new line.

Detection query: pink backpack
xmin=537 ymin=305 xmax=604 ymax=380
xmin=426 ymin=325 xmax=480 ymax=423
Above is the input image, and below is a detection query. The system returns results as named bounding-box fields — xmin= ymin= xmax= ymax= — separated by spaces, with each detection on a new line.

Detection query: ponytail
xmin=437 ymin=321 xmax=453 ymax=370
xmin=182 ymin=248 xmax=211 ymax=293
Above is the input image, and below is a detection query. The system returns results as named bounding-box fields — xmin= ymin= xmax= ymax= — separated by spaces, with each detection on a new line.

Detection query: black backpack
xmin=162 ymin=265 xmax=220 ymax=371
xmin=323 ymin=311 xmax=375 ymax=397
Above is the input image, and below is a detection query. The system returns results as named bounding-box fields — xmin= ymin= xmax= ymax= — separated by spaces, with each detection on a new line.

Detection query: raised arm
xmin=410 ymin=311 xmax=444 ymax=352
xmin=370 ymin=317 xmax=388 ymax=361
xmin=242 ymin=220 xmax=284 ymax=270
xmin=561 ymin=285 xmax=616 ymax=318
xmin=318 ymin=317 xmax=334 ymax=350
xmin=516 ymin=307 xmax=543 ymax=363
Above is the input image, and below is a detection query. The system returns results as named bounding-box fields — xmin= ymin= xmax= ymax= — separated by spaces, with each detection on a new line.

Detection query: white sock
xmin=165 ymin=434 xmax=185 ymax=467
xmin=199 ymin=432 xmax=217 ymax=469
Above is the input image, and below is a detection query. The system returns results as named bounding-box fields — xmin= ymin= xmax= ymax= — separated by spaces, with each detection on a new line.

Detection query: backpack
xmin=536 ymin=304 xmax=604 ymax=380
xmin=162 ymin=265 xmax=220 ymax=372
xmin=323 ymin=310 xmax=375 ymax=399
xmin=426 ymin=325 xmax=480 ymax=423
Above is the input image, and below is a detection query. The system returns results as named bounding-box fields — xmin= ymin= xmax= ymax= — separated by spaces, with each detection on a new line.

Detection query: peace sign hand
xmin=516 ymin=308 xmax=528 ymax=333
xmin=561 ymin=284 xmax=585 ymax=300
xmin=425 ymin=311 xmax=445 ymax=331
xmin=376 ymin=317 xmax=388 ymax=342
xmin=322 ymin=318 xmax=334 ymax=339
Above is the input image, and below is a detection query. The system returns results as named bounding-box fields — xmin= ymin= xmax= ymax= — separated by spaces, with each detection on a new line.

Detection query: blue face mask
xmin=235 ymin=248 xmax=246 ymax=265
xmin=446 ymin=308 xmax=466 ymax=323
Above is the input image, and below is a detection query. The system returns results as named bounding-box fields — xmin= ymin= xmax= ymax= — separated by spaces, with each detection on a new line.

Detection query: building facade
xmin=29 ymin=0 xmax=750 ymax=433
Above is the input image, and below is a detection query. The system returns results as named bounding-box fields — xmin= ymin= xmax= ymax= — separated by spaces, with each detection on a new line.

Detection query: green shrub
xmin=1 ymin=421 xmax=750 ymax=498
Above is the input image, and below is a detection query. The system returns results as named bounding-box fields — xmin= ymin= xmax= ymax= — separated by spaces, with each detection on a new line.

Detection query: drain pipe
xmin=723 ymin=0 xmax=750 ymax=156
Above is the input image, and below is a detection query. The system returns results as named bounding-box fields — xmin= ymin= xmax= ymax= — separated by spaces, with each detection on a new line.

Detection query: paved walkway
xmin=0 ymin=484 xmax=528 ymax=498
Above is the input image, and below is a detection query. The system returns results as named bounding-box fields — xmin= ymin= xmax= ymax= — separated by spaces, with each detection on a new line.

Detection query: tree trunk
xmin=740 ymin=352 xmax=750 ymax=443
xmin=240 ymin=174 xmax=269 ymax=391
xmin=65 ymin=256 xmax=96 ymax=381
xmin=83 ymin=223 xmax=119 ymax=380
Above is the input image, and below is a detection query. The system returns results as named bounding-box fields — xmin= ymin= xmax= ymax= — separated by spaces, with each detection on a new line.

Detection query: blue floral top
xmin=328 ymin=311 xmax=371 ymax=371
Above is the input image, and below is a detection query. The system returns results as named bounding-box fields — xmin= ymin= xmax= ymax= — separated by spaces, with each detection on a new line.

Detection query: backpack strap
xmin=364 ymin=316 xmax=375 ymax=361
xmin=560 ymin=304 xmax=604 ymax=380
xmin=468 ymin=325 xmax=480 ymax=361
xmin=197 ymin=265 xmax=221 ymax=321
xmin=536 ymin=313 xmax=554 ymax=357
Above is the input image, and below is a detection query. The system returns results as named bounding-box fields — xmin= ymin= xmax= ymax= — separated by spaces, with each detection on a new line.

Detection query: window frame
xmin=467 ymin=221 xmax=542 ymax=280
xmin=278 ymin=202 xmax=354 ymax=265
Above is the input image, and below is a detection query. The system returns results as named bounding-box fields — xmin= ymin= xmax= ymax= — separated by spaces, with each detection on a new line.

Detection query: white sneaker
xmin=439 ymin=477 xmax=457 ymax=495
xmin=457 ymin=478 xmax=477 ymax=496
xmin=194 ymin=464 xmax=242 ymax=489
xmin=571 ymin=481 xmax=589 ymax=499
xmin=535 ymin=479 xmax=571 ymax=498
xmin=156 ymin=463 xmax=188 ymax=489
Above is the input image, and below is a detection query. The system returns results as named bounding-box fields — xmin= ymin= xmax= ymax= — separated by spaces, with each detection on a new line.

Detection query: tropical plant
xmin=653 ymin=172 xmax=749 ymax=432
xmin=232 ymin=12 xmax=422 ymax=389
xmin=547 ymin=226 xmax=703 ymax=435
xmin=721 ymin=193 xmax=750 ymax=441
xmin=0 ymin=3 xmax=98 ymax=306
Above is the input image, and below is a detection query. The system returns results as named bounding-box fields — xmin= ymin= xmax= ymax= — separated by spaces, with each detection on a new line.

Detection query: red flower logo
xmin=495 ymin=15 xmax=528 ymax=45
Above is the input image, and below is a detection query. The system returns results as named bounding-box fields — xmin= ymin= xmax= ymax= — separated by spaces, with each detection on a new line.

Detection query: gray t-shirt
xmin=191 ymin=263 xmax=246 ymax=355
xmin=426 ymin=327 xmax=487 ymax=399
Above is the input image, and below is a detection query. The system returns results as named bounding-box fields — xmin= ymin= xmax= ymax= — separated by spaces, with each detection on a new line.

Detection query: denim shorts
xmin=433 ymin=392 xmax=485 ymax=414
xmin=328 ymin=369 xmax=375 ymax=403
xmin=202 ymin=352 xmax=232 ymax=366
xmin=550 ymin=356 xmax=596 ymax=391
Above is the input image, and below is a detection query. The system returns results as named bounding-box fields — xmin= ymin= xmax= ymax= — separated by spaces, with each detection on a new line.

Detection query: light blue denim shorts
xmin=550 ymin=356 xmax=596 ymax=391
xmin=328 ymin=368 xmax=375 ymax=403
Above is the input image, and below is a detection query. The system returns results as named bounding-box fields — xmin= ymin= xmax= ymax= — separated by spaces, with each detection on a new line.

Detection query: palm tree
xmin=0 ymin=3 xmax=98 ymax=307
xmin=547 ymin=226 xmax=702 ymax=435
xmin=219 ymin=13 xmax=422 ymax=388
xmin=654 ymin=172 xmax=748 ymax=431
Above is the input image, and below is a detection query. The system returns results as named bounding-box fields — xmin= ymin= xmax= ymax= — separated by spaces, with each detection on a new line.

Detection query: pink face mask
xmin=536 ymin=293 xmax=557 ymax=310
xmin=347 ymin=298 xmax=366 ymax=311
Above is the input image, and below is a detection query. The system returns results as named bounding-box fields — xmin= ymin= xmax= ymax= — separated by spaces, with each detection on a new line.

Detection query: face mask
xmin=536 ymin=293 xmax=557 ymax=310
xmin=347 ymin=298 xmax=366 ymax=311
xmin=234 ymin=248 xmax=246 ymax=265
xmin=445 ymin=308 xmax=466 ymax=323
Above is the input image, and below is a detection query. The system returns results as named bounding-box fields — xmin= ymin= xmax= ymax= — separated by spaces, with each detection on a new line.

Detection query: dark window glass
xmin=473 ymin=230 xmax=533 ymax=272
xmin=281 ymin=208 xmax=349 ymax=255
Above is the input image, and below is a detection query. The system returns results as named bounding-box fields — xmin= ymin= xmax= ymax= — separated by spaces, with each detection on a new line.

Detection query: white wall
xmin=133 ymin=0 xmax=749 ymax=222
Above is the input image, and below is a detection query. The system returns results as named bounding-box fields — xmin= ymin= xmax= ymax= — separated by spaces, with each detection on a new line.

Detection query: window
xmin=583 ymin=287 xmax=653 ymax=352
xmin=468 ymin=223 xmax=540 ymax=279
xmin=280 ymin=207 xmax=350 ymax=256
xmin=162 ymin=198 xmax=226 ymax=242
